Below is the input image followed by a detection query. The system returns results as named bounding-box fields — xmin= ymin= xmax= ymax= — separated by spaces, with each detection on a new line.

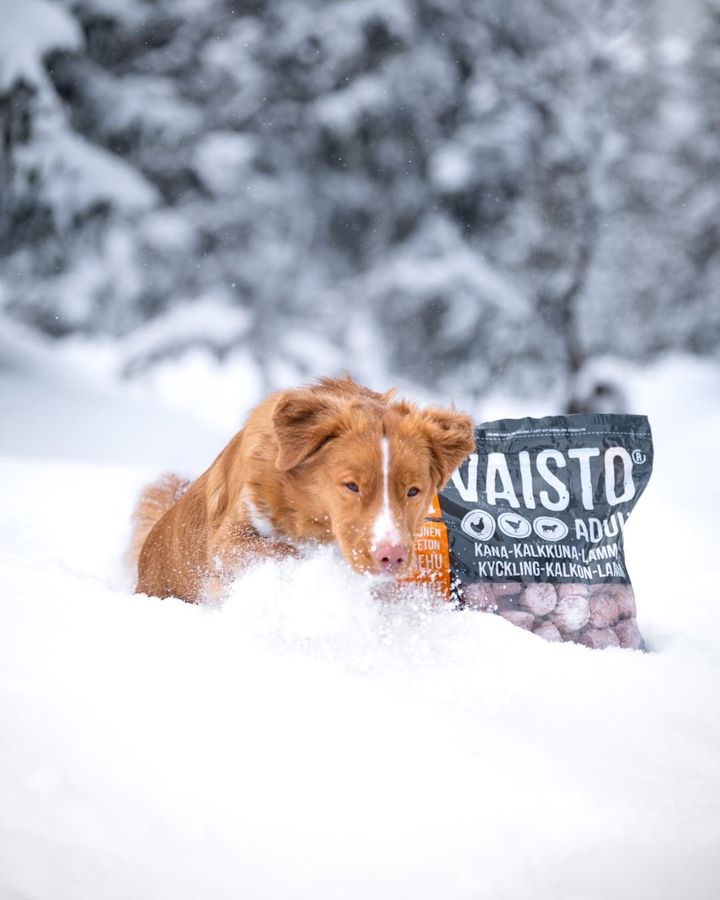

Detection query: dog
xmin=130 ymin=376 xmax=474 ymax=603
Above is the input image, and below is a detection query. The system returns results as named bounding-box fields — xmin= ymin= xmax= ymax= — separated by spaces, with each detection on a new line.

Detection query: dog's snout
xmin=373 ymin=541 xmax=408 ymax=574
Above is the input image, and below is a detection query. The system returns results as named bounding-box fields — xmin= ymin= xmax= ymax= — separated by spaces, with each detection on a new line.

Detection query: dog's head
xmin=272 ymin=378 xmax=474 ymax=576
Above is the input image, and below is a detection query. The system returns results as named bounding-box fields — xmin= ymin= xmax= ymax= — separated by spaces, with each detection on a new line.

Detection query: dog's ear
xmin=273 ymin=389 xmax=347 ymax=472
xmin=418 ymin=407 xmax=475 ymax=488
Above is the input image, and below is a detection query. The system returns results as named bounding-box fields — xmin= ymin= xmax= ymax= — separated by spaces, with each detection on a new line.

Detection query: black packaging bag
xmin=439 ymin=415 xmax=653 ymax=649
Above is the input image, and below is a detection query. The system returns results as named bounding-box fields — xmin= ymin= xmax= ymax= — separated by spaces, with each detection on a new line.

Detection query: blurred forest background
xmin=0 ymin=0 xmax=718 ymax=416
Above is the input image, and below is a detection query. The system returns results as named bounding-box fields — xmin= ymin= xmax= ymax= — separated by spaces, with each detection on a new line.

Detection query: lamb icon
xmin=532 ymin=516 xmax=569 ymax=541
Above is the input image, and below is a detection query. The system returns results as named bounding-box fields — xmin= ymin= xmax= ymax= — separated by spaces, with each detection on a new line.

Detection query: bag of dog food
xmin=408 ymin=414 xmax=653 ymax=649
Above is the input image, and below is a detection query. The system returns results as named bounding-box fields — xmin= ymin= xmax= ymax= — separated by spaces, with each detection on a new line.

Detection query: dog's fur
xmin=130 ymin=377 xmax=474 ymax=603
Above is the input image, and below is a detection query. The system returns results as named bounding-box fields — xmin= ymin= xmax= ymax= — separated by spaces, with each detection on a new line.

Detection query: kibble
xmin=614 ymin=617 xmax=643 ymax=649
xmin=533 ymin=621 xmax=563 ymax=642
xmin=497 ymin=609 xmax=535 ymax=631
xmin=587 ymin=591 xmax=620 ymax=629
xmin=491 ymin=582 xmax=523 ymax=600
xmin=461 ymin=580 xmax=642 ymax=651
xmin=556 ymin=583 xmax=590 ymax=599
xmin=462 ymin=582 xmax=497 ymax=611
xmin=550 ymin=593 xmax=591 ymax=634
xmin=577 ymin=626 xmax=621 ymax=649
xmin=519 ymin=582 xmax=557 ymax=616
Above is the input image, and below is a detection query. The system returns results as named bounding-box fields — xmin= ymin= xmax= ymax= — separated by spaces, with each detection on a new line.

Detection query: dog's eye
xmin=344 ymin=481 xmax=360 ymax=493
xmin=407 ymin=486 xmax=420 ymax=497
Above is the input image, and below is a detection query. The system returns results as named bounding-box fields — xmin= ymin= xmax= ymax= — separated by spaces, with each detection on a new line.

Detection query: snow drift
xmin=1 ymin=356 xmax=719 ymax=899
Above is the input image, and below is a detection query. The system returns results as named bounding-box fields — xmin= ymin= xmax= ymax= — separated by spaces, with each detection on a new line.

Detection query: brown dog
xmin=130 ymin=377 xmax=474 ymax=603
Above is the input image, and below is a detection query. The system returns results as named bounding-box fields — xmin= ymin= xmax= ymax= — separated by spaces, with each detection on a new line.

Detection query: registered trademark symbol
xmin=631 ymin=449 xmax=646 ymax=464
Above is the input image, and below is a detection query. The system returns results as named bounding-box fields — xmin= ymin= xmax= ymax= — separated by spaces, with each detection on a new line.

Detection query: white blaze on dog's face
xmin=272 ymin=384 xmax=474 ymax=576
xmin=370 ymin=436 xmax=401 ymax=566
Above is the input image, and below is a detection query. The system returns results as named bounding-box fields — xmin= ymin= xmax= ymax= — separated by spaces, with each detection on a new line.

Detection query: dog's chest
xmin=242 ymin=485 xmax=333 ymax=544
xmin=243 ymin=495 xmax=276 ymax=538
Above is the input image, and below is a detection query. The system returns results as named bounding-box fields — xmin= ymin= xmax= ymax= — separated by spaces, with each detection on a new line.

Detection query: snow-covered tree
xmin=0 ymin=0 xmax=717 ymax=402
xmin=678 ymin=0 xmax=720 ymax=356
xmin=0 ymin=0 xmax=157 ymax=337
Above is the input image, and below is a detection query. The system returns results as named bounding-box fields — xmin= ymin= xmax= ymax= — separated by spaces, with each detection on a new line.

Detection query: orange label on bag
xmin=402 ymin=494 xmax=451 ymax=598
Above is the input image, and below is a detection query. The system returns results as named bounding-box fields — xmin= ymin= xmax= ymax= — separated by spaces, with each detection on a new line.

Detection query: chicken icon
xmin=461 ymin=509 xmax=496 ymax=541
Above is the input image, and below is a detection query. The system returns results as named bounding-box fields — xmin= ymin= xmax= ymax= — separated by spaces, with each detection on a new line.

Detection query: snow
xmin=118 ymin=298 xmax=254 ymax=367
xmin=0 ymin=0 xmax=81 ymax=92
xmin=16 ymin=126 xmax=159 ymax=224
xmin=366 ymin=217 xmax=528 ymax=322
xmin=99 ymin=72 xmax=203 ymax=142
xmin=314 ymin=74 xmax=390 ymax=135
xmin=2 ymin=0 xmax=715 ymax=397
xmin=1 ymin=354 xmax=720 ymax=899
xmin=193 ymin=132 xmax=258 ymax=195
xmin=0 ymin=0 xmax=155 ymax=223
xmin=429 ymin=143 xmax=476 ymax=193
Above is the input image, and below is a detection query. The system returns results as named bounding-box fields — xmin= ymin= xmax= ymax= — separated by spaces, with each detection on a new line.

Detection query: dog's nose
xmin=373 ymin=541 xmax=407 ymax=574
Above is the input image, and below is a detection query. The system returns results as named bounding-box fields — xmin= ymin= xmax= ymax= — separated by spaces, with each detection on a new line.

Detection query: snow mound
xmin=2 ymin=468 xmax=720 ymax=899
xmin=1 ymin=356 xmax=720 ymax=898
